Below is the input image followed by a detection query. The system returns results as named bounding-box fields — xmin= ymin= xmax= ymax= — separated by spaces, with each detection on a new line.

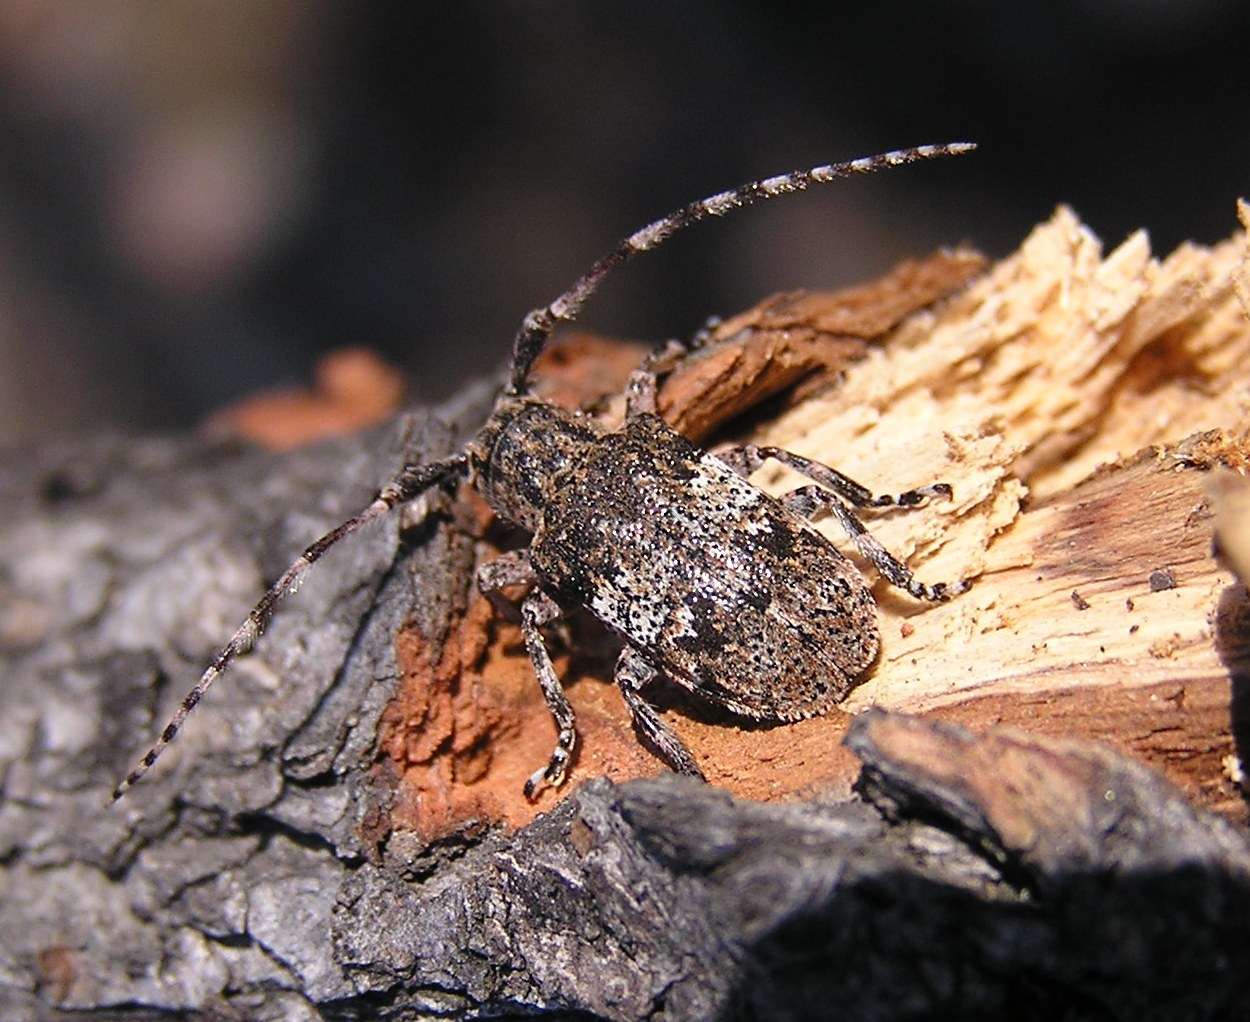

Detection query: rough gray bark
xmin=2 ymin=387 xmax=1249 ymax=1021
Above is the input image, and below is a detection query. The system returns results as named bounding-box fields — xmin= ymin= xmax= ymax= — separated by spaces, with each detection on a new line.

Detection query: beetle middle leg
xmin=477 ymin=552 xmax=578 ymax=798
xmin=716 ymin=444 xmax=969 ymax=602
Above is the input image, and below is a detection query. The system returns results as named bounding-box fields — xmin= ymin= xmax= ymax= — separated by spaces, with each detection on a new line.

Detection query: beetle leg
xmin=514 ymin=589 xmax=580 ymax=799
xmin=615 ymin=646 xmax=706 ymax=780
xmin=715 ymin=444 xmax=953 ymax=509
xmin=476 ymin=548 xmax=538 ymax=622
xmin=478 ymin=553 xmax=576 ymax=796
xmin=476 ymin=548 xmax=537 ymax=588
xmin=716 ymin=445 xmax=968 ymax=602
xmin=625 ymin=338 xmax=689 ymax=419
xmin=624 ymin=317 xmax=725 ymax=420
xmin=786 ymin=484 xmax=966 ymax=601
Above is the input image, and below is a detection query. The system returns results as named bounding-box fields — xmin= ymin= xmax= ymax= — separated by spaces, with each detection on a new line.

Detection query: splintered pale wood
xmin=655 ymin=248 xmax=987 ymax=442
xmin=719 ymin=207 xmax=1250 ymax=819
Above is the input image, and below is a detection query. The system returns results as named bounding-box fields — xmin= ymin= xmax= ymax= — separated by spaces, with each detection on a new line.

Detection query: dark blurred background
xmin=0 ymin=1 xmax=1246 ymax=444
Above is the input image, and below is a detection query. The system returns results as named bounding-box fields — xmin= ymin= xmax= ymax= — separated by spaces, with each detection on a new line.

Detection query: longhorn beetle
xmin=113 ymin=142 xmax=975 ymax=802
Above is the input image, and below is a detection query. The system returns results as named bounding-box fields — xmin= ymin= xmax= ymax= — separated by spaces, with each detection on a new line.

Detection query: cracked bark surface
xmin=4 ymin=388 xmax=1250 ymax=1021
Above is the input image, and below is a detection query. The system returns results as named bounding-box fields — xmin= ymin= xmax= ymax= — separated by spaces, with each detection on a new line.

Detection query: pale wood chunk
xmin=727 ymin=207 xmax=1250 ymax=819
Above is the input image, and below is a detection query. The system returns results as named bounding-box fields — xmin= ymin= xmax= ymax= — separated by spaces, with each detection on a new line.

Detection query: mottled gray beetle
xmin=114 ymin=142 xmax=974 ymax=801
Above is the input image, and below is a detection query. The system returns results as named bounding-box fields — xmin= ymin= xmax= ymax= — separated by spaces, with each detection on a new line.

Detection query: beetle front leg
xmin=625 ymin=339 xmax=689 ymax=419
xmin=716 ymin=445 xmax=969 ymax=602
xmin=615 ymin=646 xmax=706 ymax=781
xmin=517 ymin=589 xmax=579 ymax=799
xmin=625 ymin=316 xmax=724 ymax=418
xmin=476 ymin=548 xmax=538 ymax=621
xmin=477 ymin=554 xmax=579 ymax=798
xmin=715 ymin=444 xmax=953 ymax=509
xmin=786 ymin=484 xmax=967 ymax=602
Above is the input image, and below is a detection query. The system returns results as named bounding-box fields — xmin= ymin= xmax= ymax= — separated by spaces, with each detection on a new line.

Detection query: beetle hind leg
xmin=615 ymin=646 xmax=706 ymax=780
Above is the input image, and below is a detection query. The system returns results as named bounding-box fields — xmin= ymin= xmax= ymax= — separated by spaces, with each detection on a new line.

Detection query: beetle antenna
xmin=505 ymin=142 xmax=976 ymax=395
xmin=112 ymin=453 xmax=468 ymax=801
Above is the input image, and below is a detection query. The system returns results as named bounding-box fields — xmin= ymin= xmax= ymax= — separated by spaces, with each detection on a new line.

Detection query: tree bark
xmin=1 ymin=211 xmax=1249 ymax=1020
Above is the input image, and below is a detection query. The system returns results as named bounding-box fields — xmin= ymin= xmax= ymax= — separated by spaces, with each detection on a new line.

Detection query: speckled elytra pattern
xmin=530 ymin=413 xmax=878 ymax=721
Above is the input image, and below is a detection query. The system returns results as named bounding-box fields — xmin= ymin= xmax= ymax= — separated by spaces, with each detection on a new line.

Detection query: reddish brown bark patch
xmin=204 ymin=347 xmax=406 ymax=450
xmin=376 ymin=584 xmax=663 ymax=842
